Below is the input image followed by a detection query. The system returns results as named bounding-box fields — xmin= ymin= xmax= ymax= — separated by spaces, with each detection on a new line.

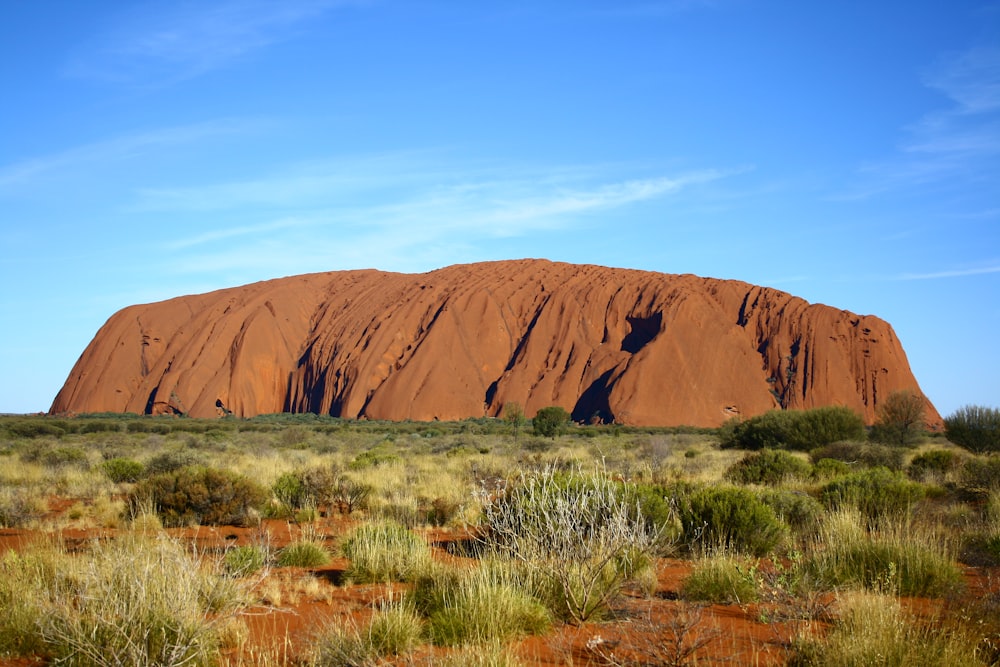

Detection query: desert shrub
xmin=349 ymin=444 xmax=399 ymax=469
xmin=532 ymin=406 xmax=571 ymax=438
xmin=271 ymin=472 xmax=308 ymax=514
xmin=310 ymin=603 xmax=424 ymax=666
xmin=956 ymin=456 xmax=1000 ymax=501
xmin=423 ymin=496 xmax=461 ymax=527
xmin=720 ymin=407 xmax=865 ymax=451
xmin=131 ymin=466 xmax=267 ymax=527
xmin=340 ymin=521 xmax=432 ymax=583
xmin=945 ymin=404 xmax=1000 ymax=453
xmin=960 ymin=531 xmax=1000 ymax=567
xmin=809 ymin=441 xmax=905 ymax=471
xmin=22 ymin=445 xmax=89 ymax=469
xmin=758 ymin=488 xmax=825 ymax=536
xmin=869 ymin=390 xmax=928 ymax=447
xmin=0 ymin=487 xmax=46 ymax=528
xmin=804 ymin=510 xmax=963 ymax=597
xmin=144 ymin=450 xmax=203 ymax=475
xmin=276 ymin=540 xmax=330 ymax=568
xmin=630 ymin=482 xmax=682 ymax=547
xmin=811 ymin=457 xmax=850 ymax=479
xmin=100 ymin=457 xmax=145 ymax=483
xmin=908 ymin=449 xmax=964 ymax=483
xmin=416 ymin=562 xmax=551 ymax=646
xmin=78 ymin=420 xmax=121 ymax=434
xmin=223 ymin=545 xmax=269 ymax=576
xmin=819 ymin=467 xmax=925 ymax=520
xmin=331 ymin=476 xmax=372 ymax=515
xmin=790 ymin=591 xmax=980 ymax=666
xmin=681 ymin=551 xmax=760 ymax=604
xmin=724 ymin=449 xmax=811 ymax=485
xmin=126 ymin=420 xmax=174 ymax=434
xmin=675 ymin=485 xmax=788 ymax=556
xmin=3 ymin=418 xmax=68 ymax=438
xmin=477 ymin=467 xmax=662 ymax=623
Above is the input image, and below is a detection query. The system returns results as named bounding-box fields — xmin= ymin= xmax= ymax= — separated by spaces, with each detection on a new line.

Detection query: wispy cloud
xmin=144 ymin=156 xmax=738 ymax=278
xmin=66 ymin=0 xmax=354 ymax=86
xmin=894 ymin=263 xmax=1000 ymax=280
xmin=845 ymin=46 xmax=1000 ymax=199
xmin=143 ymin=156 xmax=731 ymax=243
xmin=0 ymin=119 xmax=258 ymax=191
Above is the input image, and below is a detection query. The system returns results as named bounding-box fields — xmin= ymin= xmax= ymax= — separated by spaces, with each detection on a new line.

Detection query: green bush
xmin=907 ymin=449 xmax=963 ymax=483
xmin=675 ymin=486 xmax=788 ymax=556
xmin=819 ymin=467 xmax=925 ymax=521
xmin=144 ymin=450 xmax=203 ymax=475
xmin=100 ymin=457 xmax=145 ymax=483
xmin=131 ymin=466 xmax=267 ymax=527
xmin=271 ymin=472 xmax=308 ymax=512
xmin=758 ymin=488 xmax=824 ymax=536
xmin=724 ymin=449 xmax=811 ymax=485
xmin=720 ymin=407 xmax=865 ymax=451
xmin=809 ymin=441 xmax=904 ymax=471
xmin=957 ymin=456 xmax=1000 ymax=501
xmin=811 ymin=457 xmax=851 ymax=479
xmin=532 ymin=406 xmax=571 ymax=438
xmin=23 ymin=445 xmax=89 ymax=469
xmin=945 ymin=405 xmax=1000 ymax=453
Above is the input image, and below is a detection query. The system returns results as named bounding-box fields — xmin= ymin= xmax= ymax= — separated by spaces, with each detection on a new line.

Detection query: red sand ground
xmin=2 ymin=502 xmax=995 ymax=666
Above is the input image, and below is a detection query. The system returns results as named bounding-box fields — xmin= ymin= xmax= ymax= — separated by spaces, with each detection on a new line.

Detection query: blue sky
xmin=1 ymin=0 xmax=997 ymax=417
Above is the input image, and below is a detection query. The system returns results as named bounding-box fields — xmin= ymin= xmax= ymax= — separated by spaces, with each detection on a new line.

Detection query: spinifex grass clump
xmin=340 ymin=521 xmax=432 ymax=583
xmin=477 ymin=466 xmax=662 ymax=623
xmin=11 ymin=533 xmax=243 ymax=667
xmin=411 ymin=561 xmax=551 ymax=646
xmin=277 ymin=540 xmax=330 ymax=568
xmin=681 ymin=550 xmax=760 ymax=604
xmin=223 ymin=544 xmax=269 ymax=576
xmin=309 ymin=602 xmax=424 ymax=666
xmin=819 ymin=467 xmax=926 ymax=521
xmin=790 ymin=591 xmax=982 ymax=666
xmin=804 ymin=510 xmax=963 ymax=597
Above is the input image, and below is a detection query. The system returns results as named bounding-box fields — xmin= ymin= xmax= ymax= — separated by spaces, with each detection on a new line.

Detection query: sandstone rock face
xmin=51 ymin=260 xmax=941 ymax=427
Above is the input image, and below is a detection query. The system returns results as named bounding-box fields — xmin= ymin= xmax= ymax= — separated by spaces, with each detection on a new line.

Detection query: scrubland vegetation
xmin=0 ymin=399 xmax=998 ymax=665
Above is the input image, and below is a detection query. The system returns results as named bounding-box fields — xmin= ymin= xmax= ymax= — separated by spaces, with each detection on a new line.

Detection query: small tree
xmin=870 ymin=390 xmax=926 ymax=446
xmin=504 ymin=402 xmax=526 ymax=445
xmin=532 ymin=406 xmax=570 ymax=438
xmin=945 ymin=405 xmax=1000 ymax=453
